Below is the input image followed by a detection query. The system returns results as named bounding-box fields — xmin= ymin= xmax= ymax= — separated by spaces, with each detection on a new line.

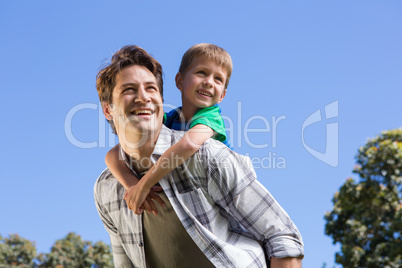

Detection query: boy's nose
xmin=203 ymin=77 xmax=213 ymax=87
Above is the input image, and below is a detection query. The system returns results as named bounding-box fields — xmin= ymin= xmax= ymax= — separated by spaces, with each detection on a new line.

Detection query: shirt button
xmin=139 ymin=242 xmax=144 ymax=247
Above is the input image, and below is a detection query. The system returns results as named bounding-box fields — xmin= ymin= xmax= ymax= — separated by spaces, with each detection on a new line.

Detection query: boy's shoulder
xmin=164 ymin=105 xmax=222 ymax=123
xmin=163 ymin=107 xmax=182 ymax=129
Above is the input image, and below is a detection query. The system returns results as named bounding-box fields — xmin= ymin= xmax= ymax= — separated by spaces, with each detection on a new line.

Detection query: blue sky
xmin=1 ymin=1 xmax=401 ymax=267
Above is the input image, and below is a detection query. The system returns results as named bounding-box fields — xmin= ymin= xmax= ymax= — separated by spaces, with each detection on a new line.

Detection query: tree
xmin=0 ymin=233 xmax=112 ymax=268
xmin=0 ymin=234 xmax=37 ymax=267
xmin=90 ymin=241 xmax=114 ymax=268
xmin=39 ymin=233 xmax=113 ymax=268
xmin=325 ymin=128 xmax=402 ymax=267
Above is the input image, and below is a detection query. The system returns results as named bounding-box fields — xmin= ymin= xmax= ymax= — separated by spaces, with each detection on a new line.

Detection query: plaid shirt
xmin=94 ymin=126 xmax=304 ymax=268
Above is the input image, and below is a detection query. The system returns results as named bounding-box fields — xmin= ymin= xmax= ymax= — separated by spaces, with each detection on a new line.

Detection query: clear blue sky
xmin=1 ymin=1 xmax=401 ymax=267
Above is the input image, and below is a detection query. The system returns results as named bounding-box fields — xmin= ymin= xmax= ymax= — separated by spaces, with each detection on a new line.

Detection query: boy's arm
xmin=105 ymin=144 xmax=164 ymax=213
xmin=126 ymin=124 xmax=214 ymax=215
xmin=105 ymin=144 xmax=138 ymax=189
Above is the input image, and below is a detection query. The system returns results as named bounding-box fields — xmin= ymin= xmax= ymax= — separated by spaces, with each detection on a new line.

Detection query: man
xmin=94 ymin=45 xmax=304 ymax=267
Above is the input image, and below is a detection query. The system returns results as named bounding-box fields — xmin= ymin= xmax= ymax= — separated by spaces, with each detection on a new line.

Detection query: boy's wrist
xmin=124 ymin=178 xmax=140 ymax=189
xmin=138 ymin=177 xmax=152 ymax=191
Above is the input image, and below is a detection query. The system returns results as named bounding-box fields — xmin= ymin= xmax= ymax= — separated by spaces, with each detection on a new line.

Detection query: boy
xmin=105 ymin=43 xmax=232 ymax=215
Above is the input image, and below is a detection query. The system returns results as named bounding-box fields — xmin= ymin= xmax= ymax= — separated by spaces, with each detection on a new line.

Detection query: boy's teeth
xmin=198 ymin=91 xmax=212 ymax=97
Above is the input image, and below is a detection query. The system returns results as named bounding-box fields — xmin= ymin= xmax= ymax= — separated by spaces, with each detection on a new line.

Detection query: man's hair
xmin=178 ymin=43 xmax=233 ymax=89
xmin=96 ymin=45 xmax=163 ymax=133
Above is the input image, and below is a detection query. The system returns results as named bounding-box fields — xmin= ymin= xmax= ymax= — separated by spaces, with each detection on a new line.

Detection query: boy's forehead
xmin=189 ymin=56 xmax=228 ymax=74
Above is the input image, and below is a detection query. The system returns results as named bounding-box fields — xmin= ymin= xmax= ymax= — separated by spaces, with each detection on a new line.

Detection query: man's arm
xmin=271 ymin=257 xmax=302 ymax=268
xmin=94 ymin=179 xmax=134 ymax=267
xmin=230 ymin=179 xmax=304 ymax=261
xmin=203 ymin=144 xmax=304 ymax=262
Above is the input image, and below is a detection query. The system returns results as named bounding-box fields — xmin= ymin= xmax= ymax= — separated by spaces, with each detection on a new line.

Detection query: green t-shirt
xmin=190 ymin=106 xmax=226 ymax=142
xmin=163 ymin=105 xmax=228 ymax=144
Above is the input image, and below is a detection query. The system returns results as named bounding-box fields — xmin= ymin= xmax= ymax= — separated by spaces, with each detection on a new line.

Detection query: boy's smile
xmin=176 ymin=56 xmax=227 ymax=121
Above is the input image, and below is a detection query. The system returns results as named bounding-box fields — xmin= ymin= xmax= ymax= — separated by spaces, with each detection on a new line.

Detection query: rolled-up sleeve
xmin=204 ymin=144 xmax=304 ymax=259
xmin=231 ymin=179 xmax=304 ymax=258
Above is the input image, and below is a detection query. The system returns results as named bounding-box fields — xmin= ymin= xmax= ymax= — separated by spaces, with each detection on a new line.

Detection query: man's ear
xmin=102 ymin=102 xmax=114 ymax=120
xmin=217 ymin=89 xmax=227 ymax=103
xmin=175 ymin=72 xmax=184 ymax=92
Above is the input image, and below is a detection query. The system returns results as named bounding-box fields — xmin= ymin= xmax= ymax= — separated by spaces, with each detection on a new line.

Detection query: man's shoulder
xmin=199 ymin=139 xmax=254 ymax=171
xmin=94 ymin=168 xmax=122 ymax=202
xmin=161 ymin=124 xmax=186 ymax=143
xmin=161 ymin=125 xmax=249 ymax=168
xmin=190 ymin=139 xmax=231 ymax=169
xmin=200 ymin=138 xmax=232 ymax=156
xmin=95 ymin=168 xmax=114 ymax=186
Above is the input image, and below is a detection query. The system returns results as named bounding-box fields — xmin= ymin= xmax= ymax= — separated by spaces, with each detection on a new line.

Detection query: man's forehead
xmin=115 ymin=65 xmax=157 ymax=85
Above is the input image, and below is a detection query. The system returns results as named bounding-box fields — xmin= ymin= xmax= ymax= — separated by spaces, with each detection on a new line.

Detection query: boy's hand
xmin=124 ymin=184 xmax=164 ymax=215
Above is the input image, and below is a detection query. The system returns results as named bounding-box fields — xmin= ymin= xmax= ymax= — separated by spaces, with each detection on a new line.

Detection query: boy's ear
xmin=175 ymin=72 xmax=184 ymax=91
xmin=102 ymin=102 xmax=114 ymax=120
xmin=217 ymin=89 xmax=227 ymax=103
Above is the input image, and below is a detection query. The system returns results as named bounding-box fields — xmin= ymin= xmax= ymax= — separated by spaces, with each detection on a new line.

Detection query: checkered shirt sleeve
xmin=200 ymin=140 xmax=304 ymax=259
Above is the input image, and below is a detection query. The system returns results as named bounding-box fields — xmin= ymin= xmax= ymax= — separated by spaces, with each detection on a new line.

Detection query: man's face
xmin=103 ymin=65 xmax=164 ymax=146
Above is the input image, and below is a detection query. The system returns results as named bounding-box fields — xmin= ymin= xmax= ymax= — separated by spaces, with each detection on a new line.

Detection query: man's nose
xmin=135 ymin=86 xmax=151 ymax=103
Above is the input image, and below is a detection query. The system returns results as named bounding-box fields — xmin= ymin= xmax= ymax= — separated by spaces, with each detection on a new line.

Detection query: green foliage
xmin=325 ymin=128 xmax=402 ymax=268
xmin=0 ymin=233 xmax=113 ymax=268
xmin=0 ymin=234 xmax=37 ymax=267
xmin=91 ymin=241 xmax=114 ymax=268
xmin=39 ymin=233 xmax=113 ymax=268
xmin=321 ymin=262 xmax=336 ymax=268
xmin=354 ymin=128 xmax=402 ymax=187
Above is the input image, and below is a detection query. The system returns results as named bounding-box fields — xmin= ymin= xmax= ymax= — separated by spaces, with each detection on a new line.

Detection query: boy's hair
xmin=96 ymin=45 xmax=163 ymax=133
xmin=179 ymin=43 xmax=233 ymax=89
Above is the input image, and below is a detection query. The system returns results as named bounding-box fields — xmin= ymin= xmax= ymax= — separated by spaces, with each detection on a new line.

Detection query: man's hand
xmin=270 ymin=257 xmax=302 ymax=268
xmin=124 ymin=184 xmax=164 ymax=215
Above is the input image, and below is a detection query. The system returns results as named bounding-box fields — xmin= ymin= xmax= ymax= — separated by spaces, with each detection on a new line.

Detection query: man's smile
xmin=131 ymin=108 xmax=154 ymax=115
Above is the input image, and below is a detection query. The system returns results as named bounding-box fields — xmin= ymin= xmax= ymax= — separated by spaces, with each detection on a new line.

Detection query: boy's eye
xmin=197 ymin=70 xmax=206 ymax=75
xmin=215 ymin=77 xmax=223 ymax=83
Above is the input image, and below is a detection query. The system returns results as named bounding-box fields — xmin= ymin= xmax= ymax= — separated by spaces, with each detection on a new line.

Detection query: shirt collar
xmin=151 ymin=125 xmax=173 ymax=159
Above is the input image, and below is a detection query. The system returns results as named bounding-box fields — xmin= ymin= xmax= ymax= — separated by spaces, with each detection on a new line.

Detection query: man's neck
xmin=119 ymin=132 xmax=159 ymax=175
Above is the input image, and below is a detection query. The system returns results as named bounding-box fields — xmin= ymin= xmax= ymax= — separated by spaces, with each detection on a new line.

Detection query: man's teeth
xmin=134 ymin=110 xmax=152 ymax=115
xmin=198 ymin=91 xmax=212 ymax=97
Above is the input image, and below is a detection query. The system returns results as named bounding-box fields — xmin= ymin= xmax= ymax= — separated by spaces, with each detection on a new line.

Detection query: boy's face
xmin=176 ymin=56 xmax=227 ymax=111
